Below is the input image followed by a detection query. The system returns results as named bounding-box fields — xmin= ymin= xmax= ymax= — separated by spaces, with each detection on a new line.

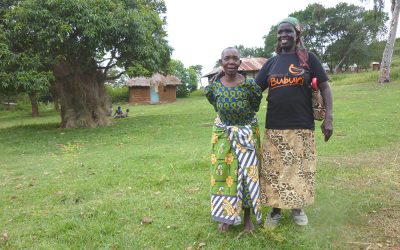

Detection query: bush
xmin=176 ymin=84 xmax=189 ymax=98
xmin=105 ymin=85 xmax=129 ymax=103
xmin=190 ymin=89 xmax=205 ymax=97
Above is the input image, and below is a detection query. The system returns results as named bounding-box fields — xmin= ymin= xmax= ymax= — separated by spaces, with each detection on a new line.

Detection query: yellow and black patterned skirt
xmin=260 ymin=129 xmax=316 ymax=209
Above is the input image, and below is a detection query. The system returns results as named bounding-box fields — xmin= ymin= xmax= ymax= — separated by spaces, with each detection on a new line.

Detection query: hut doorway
xmin=150 ymin=85 xmax=159 ymax=104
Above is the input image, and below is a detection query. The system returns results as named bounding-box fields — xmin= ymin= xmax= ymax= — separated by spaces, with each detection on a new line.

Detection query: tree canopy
xmin=0 ymin=28 xmax=52 ymax=95
xmin=234 ymin=45 xmax=268 ymax=58
xmin=4 ymin=0 xmax=171 ymax=76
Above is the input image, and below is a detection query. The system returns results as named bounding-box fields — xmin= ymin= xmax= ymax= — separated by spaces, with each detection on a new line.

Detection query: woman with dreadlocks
xmin=256 ymin=17 xmax=333 ymax=227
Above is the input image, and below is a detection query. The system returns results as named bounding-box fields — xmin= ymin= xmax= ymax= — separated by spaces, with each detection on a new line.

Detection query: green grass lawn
xmin=0 ymin=74 xmax=399 ymax=249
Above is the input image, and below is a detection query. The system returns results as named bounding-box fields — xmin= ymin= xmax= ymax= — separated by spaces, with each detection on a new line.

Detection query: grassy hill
xmin=0 ymin=60 xmax=399 ymax=248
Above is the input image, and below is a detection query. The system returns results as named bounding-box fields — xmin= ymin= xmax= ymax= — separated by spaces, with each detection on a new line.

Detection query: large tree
xmin=1 ymin=0 xmax=171 ymax=127
xmin=234 ymin=45 xmax=268 ymax=58
xmin=188 ymin=64 xmax=203 ymax=84
xmin=323 ymin=3 xmax=387 ymax=72
xmin=168 ymin=60 xmax=199 ymax=97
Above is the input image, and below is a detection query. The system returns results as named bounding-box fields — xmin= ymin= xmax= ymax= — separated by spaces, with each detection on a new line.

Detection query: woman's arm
xmin=319 ymin=81 xmax=333 ymax=142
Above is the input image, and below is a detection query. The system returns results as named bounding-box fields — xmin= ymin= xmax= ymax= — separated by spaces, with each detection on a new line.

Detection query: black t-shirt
xmin=255 ymin=52 xmax=329 ymax=129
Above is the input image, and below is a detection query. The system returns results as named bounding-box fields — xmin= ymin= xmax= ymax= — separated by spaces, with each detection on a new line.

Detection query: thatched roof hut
xmin=126 ymin=74 xmax=181 ymax=104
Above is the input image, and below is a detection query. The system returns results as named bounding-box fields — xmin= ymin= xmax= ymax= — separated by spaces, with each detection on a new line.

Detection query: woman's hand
xmin=319 ymin=81 xmax=333 ymax=142
xmin=321 ymin=118 xmax=333 ymax=142
xmin=210 ymin=69 xmax=225 ymax=82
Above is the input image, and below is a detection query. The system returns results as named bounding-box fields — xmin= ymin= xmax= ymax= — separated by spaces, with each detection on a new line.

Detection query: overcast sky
xmin=164 ymin=0 xmax=392 ymax=81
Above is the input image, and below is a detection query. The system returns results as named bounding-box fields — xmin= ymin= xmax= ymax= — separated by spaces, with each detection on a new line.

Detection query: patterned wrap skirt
xmin=210 ymin=117 xmax=262 ymax=225
xmin=260 ymin=129 xmax=316 ymax=209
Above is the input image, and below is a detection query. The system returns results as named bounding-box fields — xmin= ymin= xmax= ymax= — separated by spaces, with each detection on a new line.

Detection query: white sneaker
xmin=264 ymin=211 xmax=282 ymax=228
xmin=292 ymin=209 xmax=308 ymax=226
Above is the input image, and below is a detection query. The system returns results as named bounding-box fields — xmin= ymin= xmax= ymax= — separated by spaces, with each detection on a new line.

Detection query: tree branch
xmin=102 ymin=50 xmax=119 ymax=75
xmin=96 ymin=58 xmax=113 ymax=64
xmin=105 ymin=71 xmax=126 ymax=81
xmin=98 ymin=63 xmax=117 ymax=70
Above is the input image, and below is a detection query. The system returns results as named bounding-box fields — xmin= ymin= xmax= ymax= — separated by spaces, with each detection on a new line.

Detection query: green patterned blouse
xmin=205 ymin=78 xmax=262 ymax=126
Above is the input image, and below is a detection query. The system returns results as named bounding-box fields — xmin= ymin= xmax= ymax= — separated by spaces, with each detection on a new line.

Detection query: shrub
xmin=176 ymin=84 xmax=189 ymax=98
xmin=105 ymin=85 xmax=129 ymax=103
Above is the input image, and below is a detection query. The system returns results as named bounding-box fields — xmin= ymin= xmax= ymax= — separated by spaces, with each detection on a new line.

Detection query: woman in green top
xmin=205 ymin=47 xmax=263 ymax=233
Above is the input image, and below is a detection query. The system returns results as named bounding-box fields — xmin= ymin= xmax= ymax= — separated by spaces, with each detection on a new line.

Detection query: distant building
xmin=126 ymin=74 xmax=181 ymax=104
xmin=203 ymin=57 xmax=268 ymax=82
xmin=371 ymin=62 xmax=380 ymax=71
xmin=348 ymin=64 xmax=358 ymax=73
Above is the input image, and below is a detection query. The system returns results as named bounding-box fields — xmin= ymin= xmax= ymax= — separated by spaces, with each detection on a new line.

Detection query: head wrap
xmin=278 ymin=17 xmax=301 ymax=33
xmin=275 ymin=16 xmax=309 ymax=68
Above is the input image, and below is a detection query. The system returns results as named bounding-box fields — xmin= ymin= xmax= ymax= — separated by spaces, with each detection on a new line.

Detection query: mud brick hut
xmin=126 ymin=74 xmax=182 ymax=104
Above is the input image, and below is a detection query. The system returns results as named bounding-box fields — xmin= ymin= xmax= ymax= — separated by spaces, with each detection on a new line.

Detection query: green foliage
xmin=189 ymin=88 xmax=205 ymax=97
xmin=105 ymin=85 xmax=129 ymax=103
xmin=167 ymin=59 xmax=199 ymax=97
xmin=0 ymin=27 xmax=53 ymax=94
xmin=234 ymin=45 xmax=268 ymax=58
xmin=263 ymin=25 xmax=278 ymax=57
xmin=322 ymin=3 xmax=388 ymax=69
xmin=186 ymin=67 xmax=198 ymax=92
xmin=188 ymin=64 xmax=203 ymax=85
xmin=105 ymin=68 xmax=129 ymax=87
xmin=3 ymin=0 xmax=171 ymax=74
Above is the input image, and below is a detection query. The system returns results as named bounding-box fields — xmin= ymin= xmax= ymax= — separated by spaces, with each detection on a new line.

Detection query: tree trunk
xmin=53 ymin=60 xmax=111 ymax=128
xmin=50 ymin=83 xmax=60 ymax=111
xmin=28 ymin=91 xmax=39 ymax=117
xmin=378 ymin=0 xmax=400 ymax=83
xmin=53 ymin=95 xmax=60 ymax=111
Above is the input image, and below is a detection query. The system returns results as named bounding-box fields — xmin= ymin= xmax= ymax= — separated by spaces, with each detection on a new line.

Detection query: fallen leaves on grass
xmin=259 ymin=227 xmax=286 ymax=243
xmin=187 ymin=241 xmax=206 ymax=250
xmin=55 ymin=191 xmax=64 ymax=196
xmin=185 ymin=187 xmax=200 ymax=194
xmin=1 ymin=232 xmax=9 ymax=242
xmin=58 ymin=142 xmax=82 ymax=154
xmin=141 ymin=217 xmax=153 ymax=225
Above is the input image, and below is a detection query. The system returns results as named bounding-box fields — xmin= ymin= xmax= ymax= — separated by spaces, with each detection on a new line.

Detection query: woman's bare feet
xmin=218 ymin=223 xmax=230 ymax=232
xmin=243 ymin=208 xmax=254 ymax=233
